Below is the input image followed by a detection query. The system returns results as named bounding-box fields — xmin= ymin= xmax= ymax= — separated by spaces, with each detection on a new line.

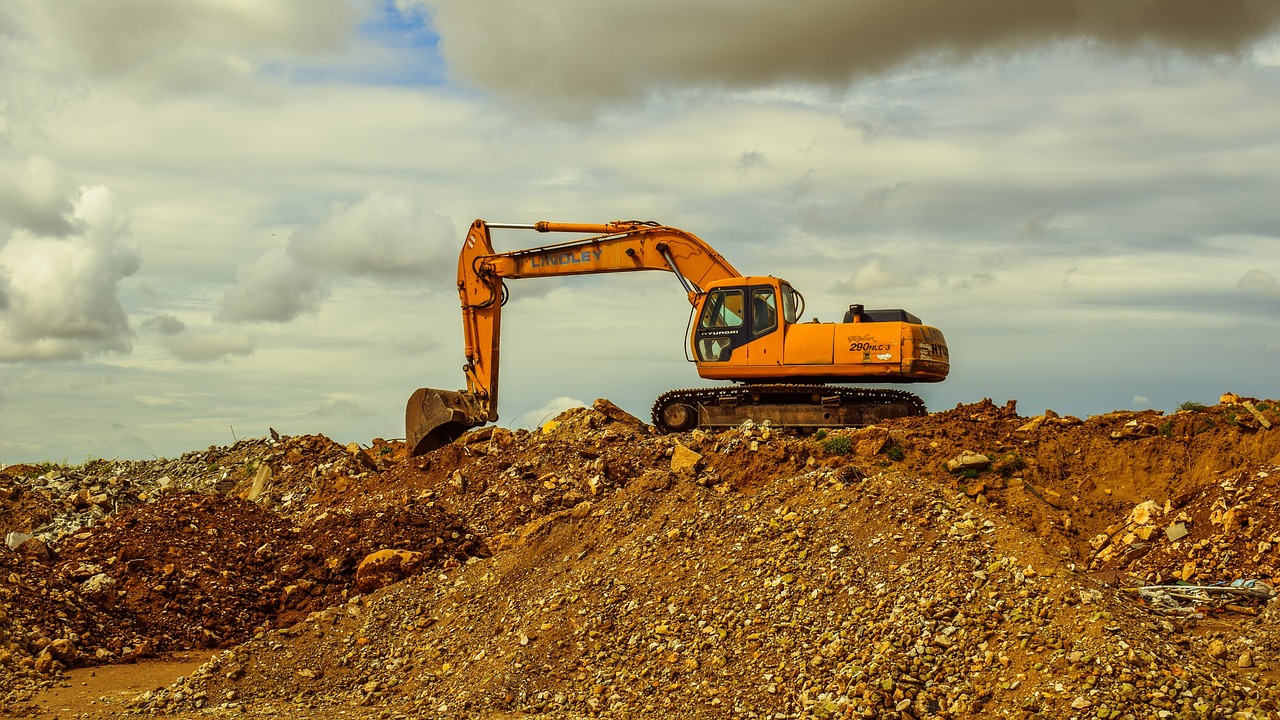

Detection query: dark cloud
xmin=0 ymin=156 xmax=77 ymax=236
xmin=23 ymin=0 xmax=359 ymax=96
xmin=420 ymin=0 xmax=1280 ymax=112
xmin=140 ymin=313 xmax=186 ymax=335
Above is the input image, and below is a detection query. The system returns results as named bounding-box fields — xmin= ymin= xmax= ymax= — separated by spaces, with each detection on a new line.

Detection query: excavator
xmin=406 ymin=219 xmax=949 ymax=456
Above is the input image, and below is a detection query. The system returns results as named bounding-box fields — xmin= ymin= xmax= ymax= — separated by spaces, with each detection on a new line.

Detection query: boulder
xmin=670 ymin=444 xmax=702 ymax=474
xmin=946 ymin=451 xmax=990 ymax=473
xmin=356 ymin=549 xmax=425 ymax=593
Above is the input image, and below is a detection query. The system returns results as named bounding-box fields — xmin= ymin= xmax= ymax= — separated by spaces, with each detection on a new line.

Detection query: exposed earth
xmin=3 ymin=394 xmax=1280 ymax=719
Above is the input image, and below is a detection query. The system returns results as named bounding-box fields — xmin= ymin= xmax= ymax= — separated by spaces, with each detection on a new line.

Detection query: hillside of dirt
xmin=3 ymin=394 xmax=1280 ymax=719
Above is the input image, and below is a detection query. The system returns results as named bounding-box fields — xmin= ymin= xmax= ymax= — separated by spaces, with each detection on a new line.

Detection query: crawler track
xmin=651 ymin=384 xmax=927 ymax=433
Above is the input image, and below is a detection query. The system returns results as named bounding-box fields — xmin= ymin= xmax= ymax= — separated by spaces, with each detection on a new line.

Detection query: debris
xmin=2 ymin=395 xmax=1279 ymax=719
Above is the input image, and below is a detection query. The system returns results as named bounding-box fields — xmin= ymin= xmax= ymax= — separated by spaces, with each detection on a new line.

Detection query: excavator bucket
xmin=405 ymin=388 xmax=479 ymax=457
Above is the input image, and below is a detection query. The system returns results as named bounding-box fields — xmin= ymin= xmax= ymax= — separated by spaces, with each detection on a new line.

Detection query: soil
xmin=3 ymin=395 xmax=1280 ymax=719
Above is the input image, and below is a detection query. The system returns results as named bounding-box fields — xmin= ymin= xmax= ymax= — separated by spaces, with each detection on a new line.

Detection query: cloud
xmin=8 ymin=0 xmax=360 ymax=98
xmin=140 ymin=313 xmax=186 ymax=335
xmin=515 ymin=395 xmax=587 ymax=429
xmin=1132 ymin=395 xmax=1150 ymax=406
xmin=1238 ymin=269 xmax=1279 ymax=299
xmin=832 ymin=258 xmax=912 ymax=293
xmin=286 ymin=190 xmax=457 ymax=281
xmin=218 ymin=190 xmax=457 ymax=323
xmin=162 ymin=329 xmax=255 ymax=362
xmin=0 ymin=185 xmax=140 ymax=361
xmin=140 ymin=315 xmax=255 ymax=362
xmin=309 ymin=398 xmax=375 ymax=417
xmin=0 ymin=156 xmax=77 ymax=236
xmin=392 ymin=333 xmax=444 ymax=355
xmin=418 ymin=0 xmax=1280 ymax=113
xmin=217 ymin=248 xmax=328 ymax=323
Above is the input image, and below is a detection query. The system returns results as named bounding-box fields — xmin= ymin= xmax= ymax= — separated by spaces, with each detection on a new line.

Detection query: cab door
xmin=744 ymin=284 xmax=783 ymax=366
xmin=693 ymin=287 xmax=749 ymax=363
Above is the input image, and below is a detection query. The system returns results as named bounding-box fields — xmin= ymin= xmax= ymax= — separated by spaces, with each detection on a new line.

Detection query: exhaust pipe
xmin=405 ymin=388 xmax=483 ymax=456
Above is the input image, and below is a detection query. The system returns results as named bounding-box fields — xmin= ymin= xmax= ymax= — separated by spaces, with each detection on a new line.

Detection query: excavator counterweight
xmin=405 ymin=219 xmax=948 ymax=455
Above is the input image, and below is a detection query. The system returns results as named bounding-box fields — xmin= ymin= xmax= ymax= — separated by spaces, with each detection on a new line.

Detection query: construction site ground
xmin=3 ymin=395 xmax=1280 ymax=719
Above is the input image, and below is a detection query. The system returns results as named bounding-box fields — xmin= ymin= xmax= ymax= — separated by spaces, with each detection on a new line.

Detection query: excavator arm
xmin=406 ymin=219 xmax=740 ymax=455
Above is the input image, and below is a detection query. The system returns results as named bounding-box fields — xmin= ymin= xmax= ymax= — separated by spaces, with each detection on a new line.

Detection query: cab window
xmin=698 ymin=289 xmax=744 ymax=329
xmin=751 ymin=287 xmax=777 ymax=335
xmin=780 ymin=283 xmax=800 ymax=324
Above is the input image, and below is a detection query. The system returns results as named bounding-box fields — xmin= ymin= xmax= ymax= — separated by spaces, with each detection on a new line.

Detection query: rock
xmin=946 ymin=451 xmax=990 ymax=473
xmin=15 ymin=536 xmax=50 ymax=561
xmin=347 ymin=442 xmax=378 ymax=470
xmin=243 ymin=463 xmax=272 ymax=502
xmin=592 ymin=399 xmax=646 ymax=429
xmin=1015 ymin=416 xmax=1045 ymax=432
xmin=48 ymin=638 xmax=77 ymax=665
xmin=82 ymin=573 xmax=117 ymax=608
xmin=670 ymin=444 xmax=702 ymax=474
xmin=1166 ymin=522 xmax=1189 ymax=541
xmin=5 ymin=531 xmax=32 ymax=550
xmin=852 ymin=427 xmax=889 ymax=456
xmin=1129 ymin=500 xmax=1159 ymax=526
xmin=355 ymin=549 xmax=425 ymax=593
xmin=1239 ymin=651 xmax=1254 ymax=668
xmin=1207 ymin=639 xmax=1228 ymax=661
xmin=33 ymin=648 xmax=55 ymax=674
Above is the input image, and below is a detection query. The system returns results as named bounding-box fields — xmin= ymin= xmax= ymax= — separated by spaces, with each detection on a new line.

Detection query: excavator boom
xmin=406 ymin=219 xmax=741 ymax=455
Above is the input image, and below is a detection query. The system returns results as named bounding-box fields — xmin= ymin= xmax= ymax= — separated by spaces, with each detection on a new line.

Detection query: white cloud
xmin=1239 ymin=269 xmax=1279 ymax=299
xmin=217 ymin=248 xmax=328 ymax=323
xmin=0 ymin=185 xmax=139 ymax=361
xmin=287 ymin=190 xmax=457 ymax=281
xmin=310 ymin=398 xmax=375 ymax=418
xmin=832 ymin=258 xmax=912 ymax=294
xmin=218 ymin=190 xmax=458 ymax=323
xmin=161 ymin=328 xmax=256 ymax=363
xmin=515 ymin=396 xmax=587 ymax=430
xmin=1132 ymin=395 xmax=1150 ymax=406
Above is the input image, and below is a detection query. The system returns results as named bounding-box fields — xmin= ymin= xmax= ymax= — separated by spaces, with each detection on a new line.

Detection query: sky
xmin=2 ymin=0 xmax=1280 ymax=463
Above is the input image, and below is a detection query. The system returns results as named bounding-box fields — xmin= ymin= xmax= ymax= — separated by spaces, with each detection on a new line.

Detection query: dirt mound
xmin=3 ymin=396 xmax=1280 ymax=718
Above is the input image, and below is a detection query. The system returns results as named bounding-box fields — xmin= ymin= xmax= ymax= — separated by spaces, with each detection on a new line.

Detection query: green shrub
xmin=886 ymin=445 xmax=905 ymax=462
xmin=813 ymin=429 xmax=828 ymax=441
xmin=1177 ymin=400 xmax=1207 ymax=412
xmin=993 ymin=452 xmax=1025 ymax=478
xmin=821 ymin=435 xmax=852 ymax=455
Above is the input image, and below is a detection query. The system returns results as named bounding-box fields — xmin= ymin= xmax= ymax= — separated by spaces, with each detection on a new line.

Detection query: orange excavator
xmin=406 ymin=219 xmax=949 ymax=456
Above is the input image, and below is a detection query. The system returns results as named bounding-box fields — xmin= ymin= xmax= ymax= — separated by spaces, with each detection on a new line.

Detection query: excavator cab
xmin=693 ymin=279 xmax=798 ymax=363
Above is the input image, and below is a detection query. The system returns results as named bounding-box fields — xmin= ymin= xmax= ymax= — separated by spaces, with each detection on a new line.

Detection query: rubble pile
xmin=2 ymin=396 xmax=1280 ymax=718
